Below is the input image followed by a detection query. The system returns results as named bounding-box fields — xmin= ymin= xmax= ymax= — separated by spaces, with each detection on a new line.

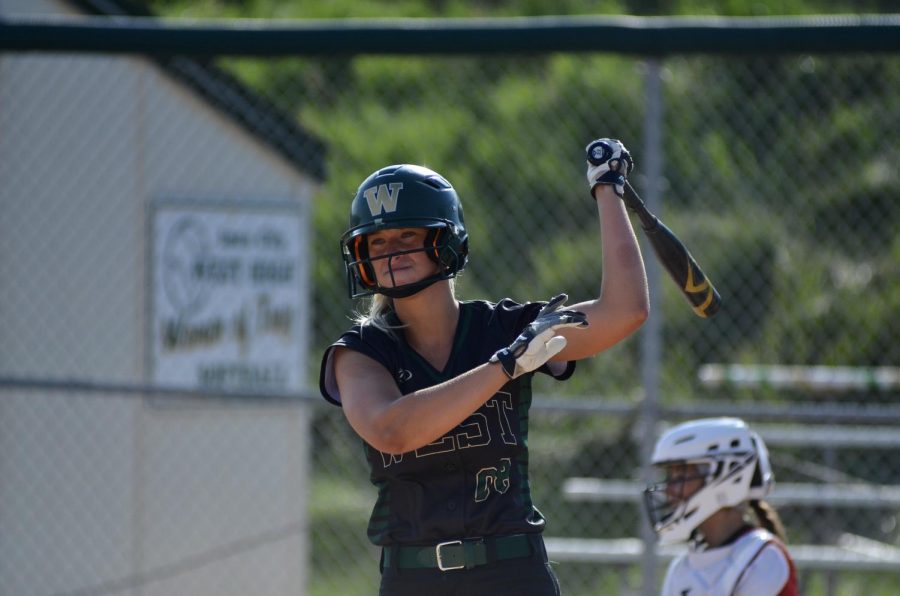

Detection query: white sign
xmin=151 ymin=201 xmax=306 ymax=393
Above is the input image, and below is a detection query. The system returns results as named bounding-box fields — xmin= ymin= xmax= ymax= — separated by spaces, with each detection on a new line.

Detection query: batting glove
xmin=586 ymin=138 xmax=634 ymax=198
xmin=490 ymin=293 xmax=589 ymax=379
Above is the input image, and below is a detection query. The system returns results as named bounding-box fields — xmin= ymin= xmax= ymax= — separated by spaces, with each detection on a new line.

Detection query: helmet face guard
xmin=643 ymin=418 xmax=774 ymax=545
xmin=643 ymin=461 xmax=714 ymax=538
xmin=342 ymin=222 xmax=466 ymax=298
xmin=341 ymin=165 xmax=468 ymax=299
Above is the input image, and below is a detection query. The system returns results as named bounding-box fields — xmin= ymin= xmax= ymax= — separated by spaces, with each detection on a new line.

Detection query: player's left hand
xmin=586 ymin=138 xmax=634 ymax=198
xmin=490 ymin=293 xmax=588 ymax=379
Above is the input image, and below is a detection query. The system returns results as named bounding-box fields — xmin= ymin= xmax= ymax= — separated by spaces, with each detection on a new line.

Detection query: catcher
xmin=644 ymin=417 xmax=798 ymax=596
xmin=319 ymin=139 xmax=648 ymax=595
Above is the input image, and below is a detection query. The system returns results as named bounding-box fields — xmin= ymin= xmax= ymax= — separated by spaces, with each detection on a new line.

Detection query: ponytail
xmin=750 ymin=499 xmax=787 ymax=543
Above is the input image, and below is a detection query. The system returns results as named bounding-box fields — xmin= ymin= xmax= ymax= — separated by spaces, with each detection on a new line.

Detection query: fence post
xmin=637 ymin=57 xmax=665 ymax=596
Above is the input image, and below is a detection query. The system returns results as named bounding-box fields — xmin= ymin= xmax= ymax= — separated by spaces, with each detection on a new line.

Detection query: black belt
xmin=382 ymin=534 xmax=540 ymax=572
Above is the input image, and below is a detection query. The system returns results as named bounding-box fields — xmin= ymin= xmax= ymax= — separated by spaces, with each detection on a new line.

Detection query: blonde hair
xmin=353 ymin=279 xmax=456 ymax=334
xmin=352 ymin=293 xmax=403 ymax=334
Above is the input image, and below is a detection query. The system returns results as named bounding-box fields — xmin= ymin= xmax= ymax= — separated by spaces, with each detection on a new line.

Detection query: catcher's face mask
xmin=644 ymin=462 xmax=712 ymax=537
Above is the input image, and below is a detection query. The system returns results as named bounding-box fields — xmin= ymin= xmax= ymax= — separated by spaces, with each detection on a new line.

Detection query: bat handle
xmin=622 ymin=181 xmax=659 ymax=231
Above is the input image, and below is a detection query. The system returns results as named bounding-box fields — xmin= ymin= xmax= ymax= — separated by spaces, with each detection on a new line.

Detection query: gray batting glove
xmin=490 ymin=293 xmax=589 ymax=379
xmin=586 ymin=138 xmax=634 ymax=198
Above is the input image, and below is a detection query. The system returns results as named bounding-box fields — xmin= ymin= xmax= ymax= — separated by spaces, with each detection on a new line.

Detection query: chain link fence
xmin=2 ymin=8 xmax=900 ymax=596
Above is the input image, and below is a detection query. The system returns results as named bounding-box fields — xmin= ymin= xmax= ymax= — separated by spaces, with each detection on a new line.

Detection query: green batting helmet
xmin=341 ymin=164 xmax=469 ymax=299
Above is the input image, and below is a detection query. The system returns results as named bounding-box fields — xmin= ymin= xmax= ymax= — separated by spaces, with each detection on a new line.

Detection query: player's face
xmin=664 ymin=463 xmax=708 ymax=502
xmin=367 ymin=227 xmax=439 ymax=288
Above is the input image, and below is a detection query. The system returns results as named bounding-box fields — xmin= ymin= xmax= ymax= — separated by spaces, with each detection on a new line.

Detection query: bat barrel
xmin=644 ymin=220 xmax=722 ymax=318
xmin=685 ymin=270 xmax=722 ymax=318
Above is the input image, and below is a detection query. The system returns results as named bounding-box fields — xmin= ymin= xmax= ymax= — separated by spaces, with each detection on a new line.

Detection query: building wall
xmin=0 ymin=2 xmax=317 ymax=594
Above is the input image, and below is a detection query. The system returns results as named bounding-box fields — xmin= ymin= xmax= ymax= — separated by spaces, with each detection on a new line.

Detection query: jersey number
xmin=475 ymin=458 xmax=511 ymax=502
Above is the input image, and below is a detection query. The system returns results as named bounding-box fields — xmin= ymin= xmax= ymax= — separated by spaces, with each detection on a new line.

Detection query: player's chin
xmin=378 ymin=271 xmax=418 ymax=288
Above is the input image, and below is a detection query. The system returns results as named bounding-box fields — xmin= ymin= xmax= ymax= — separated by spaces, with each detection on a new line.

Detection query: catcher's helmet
xmin=643 ymin=417 xmax=774 ymax=545
xmin=341 ymin=164 xmax=468 ymax=299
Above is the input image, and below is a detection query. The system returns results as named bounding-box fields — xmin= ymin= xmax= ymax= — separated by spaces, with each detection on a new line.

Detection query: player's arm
xmin=552 ymin=162 xmax=649 ymax=362
xmin=335 ymin=305 xmax=583 ymax=454
xmin=335 ymin=347 xmax=509 ymax=454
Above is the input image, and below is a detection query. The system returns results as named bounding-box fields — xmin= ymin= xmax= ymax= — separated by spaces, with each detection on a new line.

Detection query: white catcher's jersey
xmin=660 ymin=528 xmax=795 ymax=596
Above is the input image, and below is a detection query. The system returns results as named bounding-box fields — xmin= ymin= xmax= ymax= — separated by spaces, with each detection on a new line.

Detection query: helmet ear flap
xmin=424 ymin=226 xmax=468 ymax=272
xmin=751 ymin=461 xmax=764 ymax=487
xmin=748 ymin=432 xmax=774 ymax=499
xmin=352 ymin=235 xmax=377 ymax=289
xmin=425 ymin=228 xmax=443 ymax=263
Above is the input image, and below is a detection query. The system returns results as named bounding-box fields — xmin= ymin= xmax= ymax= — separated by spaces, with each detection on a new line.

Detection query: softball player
xmin=319 ymin=139 xmax=649 ymax=595
xmin=644 ymin=417 xmax=798 ymax=596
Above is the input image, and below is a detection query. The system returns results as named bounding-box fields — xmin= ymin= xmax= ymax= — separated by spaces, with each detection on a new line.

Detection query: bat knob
xmin=586 ymin=140 xmax=612 ymax=166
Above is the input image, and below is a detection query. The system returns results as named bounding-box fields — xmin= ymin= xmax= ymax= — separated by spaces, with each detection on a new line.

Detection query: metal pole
xmin=638 ymin=57 xmax=664 ymax=596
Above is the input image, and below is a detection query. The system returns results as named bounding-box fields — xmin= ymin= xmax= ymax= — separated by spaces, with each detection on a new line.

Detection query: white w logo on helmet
xmin=363 ymin=183 xmax=403 ymax=216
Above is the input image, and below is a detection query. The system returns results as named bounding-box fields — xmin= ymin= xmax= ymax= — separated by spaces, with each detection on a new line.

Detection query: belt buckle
xmin=435 ymin=540 xmax=464 ymax=571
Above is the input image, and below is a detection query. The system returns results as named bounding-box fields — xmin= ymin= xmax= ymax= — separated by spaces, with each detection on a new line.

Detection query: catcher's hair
xmin=750 ymin=499 xmax=787 ymax=542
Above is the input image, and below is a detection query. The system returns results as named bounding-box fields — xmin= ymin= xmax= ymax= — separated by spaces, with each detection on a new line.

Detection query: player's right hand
xmin=586 ymin=138 xmax=634 ymax=198
xmin=489 ymin=293 xmax=588 ymax=379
